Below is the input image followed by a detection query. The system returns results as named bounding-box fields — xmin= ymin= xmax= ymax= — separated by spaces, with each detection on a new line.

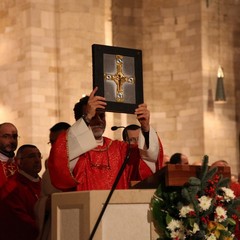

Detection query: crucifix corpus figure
xmin=104 ymin=55 xmax=135 ymax=102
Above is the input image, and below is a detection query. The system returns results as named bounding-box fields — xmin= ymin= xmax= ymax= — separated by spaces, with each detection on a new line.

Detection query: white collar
xmin=0 ymin=152 xmax=11 ymax=162
xmin=96 ymin=138 xmax=104 ymax=146
xmin=18 ymin=169 xmax=40 ymax=182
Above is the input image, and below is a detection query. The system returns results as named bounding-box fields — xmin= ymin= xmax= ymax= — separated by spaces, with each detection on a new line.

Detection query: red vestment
xmin=138 ymin=138 xmax=163 ymax=180
xmin=230 ymin=182 xmax=240 ymax=239
xmin=48 ymin=132 xmax=162 ymax=191
xmin=0 ymin=172 xmax=41 ymax=240
xmin=230 ymin=182 xmax=240 ymax=197
xmin=0 ymin=159 xmax=18 ymax=188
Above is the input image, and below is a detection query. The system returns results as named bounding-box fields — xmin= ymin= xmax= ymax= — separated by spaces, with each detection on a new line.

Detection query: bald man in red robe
xmin=0 ymin=122 xmax=19 ymax=188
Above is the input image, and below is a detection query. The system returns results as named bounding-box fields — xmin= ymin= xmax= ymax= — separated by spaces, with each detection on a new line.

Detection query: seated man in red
xmin=0 ymin=144 xmax=42 ymax=240
xmin=0 ymin=122 xmax=19 ymax=188
xmin=48 ymin=87 xmax=161 ymax=191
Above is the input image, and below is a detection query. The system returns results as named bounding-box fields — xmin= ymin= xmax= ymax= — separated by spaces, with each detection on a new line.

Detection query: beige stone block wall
xmin=112 ymin=0 xmax=204 ymax=161
xmin=0 ymin=0 xmax=108 ymax=175
xmin=202 ymin=0 xmax=240 ymax=172
xmin=111 ymin=0 xmax=240 ymax=174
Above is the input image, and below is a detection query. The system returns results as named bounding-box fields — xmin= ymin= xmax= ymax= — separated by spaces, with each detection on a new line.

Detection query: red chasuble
xmin=0 ymin=172 xmax=41 ymax=240
xmin=48 ymin=133 xmax=147 ymax=191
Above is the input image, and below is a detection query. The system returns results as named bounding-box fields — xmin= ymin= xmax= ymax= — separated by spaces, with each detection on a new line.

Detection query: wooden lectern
xmin=132 ymin=164 xmax=231 ymax=189
xmin=52 ymin=165 xmax=231 ymax=240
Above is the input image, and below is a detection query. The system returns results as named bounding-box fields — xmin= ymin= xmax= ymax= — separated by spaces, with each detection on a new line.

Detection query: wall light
xmin=215 ymin=66 xmax=226 ymax=103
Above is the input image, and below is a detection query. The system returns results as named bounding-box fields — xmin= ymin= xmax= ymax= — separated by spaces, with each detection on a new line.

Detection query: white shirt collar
xmin=0 ymin=152 xmax=11 ymax=162
xmin=96 ymin=138 xmax=103 ymax=146
xmin=18 ymin=169 xmax=40 ymax=182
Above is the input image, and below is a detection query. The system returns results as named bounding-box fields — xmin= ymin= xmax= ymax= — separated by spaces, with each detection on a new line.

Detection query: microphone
xmin=111 ymin=126 xmax=125 ymax=131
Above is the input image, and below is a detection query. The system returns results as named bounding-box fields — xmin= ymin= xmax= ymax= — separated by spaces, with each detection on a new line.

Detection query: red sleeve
xmin=139 ymin=137 xmax=164 ymax=180
xmin=48 ymin=132 xmax=78 ymax=191
xmin=156 ymin=137 xmax=164 ymax=170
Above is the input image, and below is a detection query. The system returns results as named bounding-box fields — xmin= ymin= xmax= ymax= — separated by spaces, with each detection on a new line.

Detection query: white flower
xmin=170 ymin=229 xmax=185 ymax=240
xmin=215 ymin=206 xmax=227 ymax=222
xmin=206 ymin=233 xmax=217 ymax=240
xmin=167 ymin=219 xmax=186 ymax=239
xmin=192 ymin=223 xmax=200 ymax=233
xmin=179 ymin=205 xmax=194 ymax=218
xmin=167 ymin=219 xmax=183 ymax=232
xmin=198 ymin=196 xmax=212 ymax=211
xmin=221 ymin=187 xmax=235 ymax=202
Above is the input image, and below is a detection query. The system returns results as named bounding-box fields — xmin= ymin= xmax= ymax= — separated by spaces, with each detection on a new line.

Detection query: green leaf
xmin=188 ymin=177 xmax=201 ymax=186
xmin=166 ymin=213 xmax=173 ymax=225
xmin=199 ymin=155 xmax=209 ymax=180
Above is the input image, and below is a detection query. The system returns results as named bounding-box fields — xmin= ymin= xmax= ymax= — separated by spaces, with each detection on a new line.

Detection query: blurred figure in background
xmin=169 ymin=152 xmax=189 ymax=165
xmin=0 ymin=122 xmax=19 ymax=188
xmin=0 ymin=144 xmax=42 ymax=240
xmin=35 ymin=122 xmax=71 ymax=240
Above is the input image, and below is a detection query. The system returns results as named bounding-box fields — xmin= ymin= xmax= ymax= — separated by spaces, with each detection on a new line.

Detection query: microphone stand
xmin=88 ymin=140 xmax=131 ymax=240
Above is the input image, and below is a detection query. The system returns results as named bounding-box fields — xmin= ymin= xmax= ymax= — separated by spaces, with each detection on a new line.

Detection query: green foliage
xmin=150 ymin=155 xmax=240 ymax=240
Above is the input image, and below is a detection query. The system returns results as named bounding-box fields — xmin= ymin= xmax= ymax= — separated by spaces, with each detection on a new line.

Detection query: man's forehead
xmin=128 ymin=128 xmax=140 ymax=134
xmin=22 ymin=147 xmax=39 ymax=155
xmin=0 ymin=123 xmax=17 ymax=133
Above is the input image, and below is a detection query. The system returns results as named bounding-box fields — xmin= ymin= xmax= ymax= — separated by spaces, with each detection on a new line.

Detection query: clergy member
xmin=0 ymin=144 xmax=42 ymax=240
xmin=48 ymin=87 xmax=161 ymax=191
xmin=0 ymin=122 xmax=19 ymax=188
xmin=122 ymin=124 xmax=163 ymax=180
xmin=35 ymin=122 xmax=71 ymax=240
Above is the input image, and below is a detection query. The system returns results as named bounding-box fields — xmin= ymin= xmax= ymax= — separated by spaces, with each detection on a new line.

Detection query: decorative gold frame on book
xmin=92 ymin=44 xmax=144 ymax=114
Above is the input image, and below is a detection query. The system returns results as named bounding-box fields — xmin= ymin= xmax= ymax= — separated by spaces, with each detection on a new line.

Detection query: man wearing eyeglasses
xmin=122 ymin=124 xmax=163 ymax=181
xmin=0 ymin=122 xmax=19 ymax=188
xmin=0 ymin=144 xmax=42 ymax=240
xmin=48 ymin=87 xmax=161 ymax=191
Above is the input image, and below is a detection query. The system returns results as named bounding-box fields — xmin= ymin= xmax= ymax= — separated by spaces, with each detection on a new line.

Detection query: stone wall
xmin=111 ymin=0 xmax=240 ymax=173
xmin=0 ymin=0 xmax=239 ymax=175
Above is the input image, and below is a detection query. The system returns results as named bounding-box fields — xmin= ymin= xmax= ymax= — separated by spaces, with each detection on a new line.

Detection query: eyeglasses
xmin=0 ymin=134 xmax=19 ymax=140
xmin=128 ymin=137 xmax=139 ymax=144
xmin=20 ymin=153 xmax=43 ymax=160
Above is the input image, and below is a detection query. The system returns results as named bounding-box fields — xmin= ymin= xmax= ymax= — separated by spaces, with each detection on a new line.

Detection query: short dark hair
xmin=50 ymin=122 xmax=71 ymax=132
xmin=122 ymin=124 xmax=140 ymax=141
xmin=16 ymin=144 xmax=37 ymax=159
xmin=73 ymin=96 xmax=89 ymax=121
xmin=169 ymin=153 xmax=182 ymax=164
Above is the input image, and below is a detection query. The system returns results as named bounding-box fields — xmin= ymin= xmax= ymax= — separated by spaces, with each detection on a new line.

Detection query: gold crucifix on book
xmin=104 ymin=55 xmax=135 ymax=102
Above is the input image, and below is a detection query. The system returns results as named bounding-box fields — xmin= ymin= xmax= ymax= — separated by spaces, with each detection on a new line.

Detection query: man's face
xmin=86 ymin=107 xmax=106 ymax=140
xmin=18 ymin=147 xmax=42 ymax=178
xmin=181 ymin=154 xmax=189 ymax=165
xmin=0 ymin=123 xmax=18 ymax=156
xmin=127 ymin=129 xmax=140 ymax=145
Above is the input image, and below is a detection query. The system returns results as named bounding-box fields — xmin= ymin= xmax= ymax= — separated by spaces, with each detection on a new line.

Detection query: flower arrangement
xmin=151 ymin=155 xmax=240 ymax=240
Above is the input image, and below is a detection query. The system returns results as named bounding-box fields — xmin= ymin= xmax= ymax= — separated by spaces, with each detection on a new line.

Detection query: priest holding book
xmin=48 ymin=87 xmax=163 ymax=191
